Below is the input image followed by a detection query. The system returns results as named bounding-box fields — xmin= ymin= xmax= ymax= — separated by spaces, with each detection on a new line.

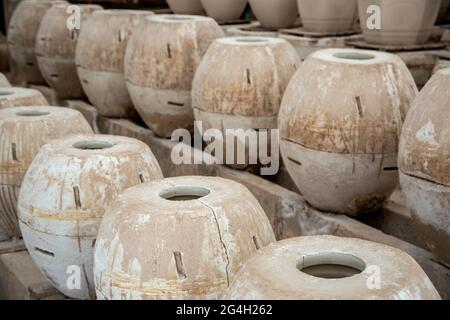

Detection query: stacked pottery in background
xmin=94 ymin=176 xmax=275 ymax=299
xmin=226 ymin=236 xmax=441 ymax=300
xmin=7 ymin=0 xmax=67 ymax=84
xmin=192 ymin=37 xmax=300 ymax=168
xmin=248 ymin=0 xmax=299 ymax=28
xmin=166 ymin=0 xmax=204 ymax=14
xmin=18 ymin=134 xmax=163 ymax=299
xmin=0 ymin=107 xmax=92 ymax=240
xmin=125 ymin=15 xmax=224 ymax=138
xmin=399 ymin=68 xmax=450 ymax=266
xmin=279 ymin=48 xmax=417 ymax=215
xmin=36 ymin=3 xmax=103 ymax=99
xmin=76 ymin=10 xmax=153 ymax=118
xmin=0 ymin=87 xmax=48 ymax=109
xmin=358 ymin=0 xmax=441 ymax=45
xmin=297 ymin=0 xmax=358 ymax=33
xmin=200 ymin=0 xmax=248 ymax=22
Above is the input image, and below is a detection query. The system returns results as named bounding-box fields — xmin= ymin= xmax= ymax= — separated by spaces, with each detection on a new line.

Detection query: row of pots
xmin=0 ymin=104 xmax=441 ymax=299
xmin=5 ymin=1 xmax=450 ymax=266
xmin=168 ymin=0 xmax=446 ymax=45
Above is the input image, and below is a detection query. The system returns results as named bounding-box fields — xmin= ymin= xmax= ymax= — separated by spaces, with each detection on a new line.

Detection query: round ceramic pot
xmin=94 ymin=176 xmax=275 ymax=299
xmin=18 ymin=134 xmax=163 ymax=299
xmin=248 ymin=0 xmax=299 ymax=28
xmin=279 ymin=48 xmax=417 ymax=215
xmin=399 ymin=68 xmax=450 ymax=265
xmin=358 ymin=0 xmax=441 ymax=45
xmin=226 ymin=235 xmax=441 ymax=299
xmin=297 ymin=0 xmax=358 ymax=33
xmin=200 ymin=0 xmax=248 ymax=22
xmin=0 ymin=106 xmax=92 ymax=239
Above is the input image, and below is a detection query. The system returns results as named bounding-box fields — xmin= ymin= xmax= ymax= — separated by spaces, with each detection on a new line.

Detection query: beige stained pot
xmin=248 ymin=0 xmax=299 ymax=28
xmin=297 ymin=0 xmax=358 ymax=33
xmin=125 ymin=15 xmax=224 ymax=138
xmin=192 ymin=37 xmax=300 ymax=167
xmin=18 ymin=134 xmax=163 ymax=300
xmin=76 ymin=10 xmax=153 ymax=118
xmin=166 ymin=0 xmax=204 ymax=14
xmin=279 ymin=48 xmax=417 ymax=215
xmin=0 ymin=73 xmax=11 ymax=87
xmin=7 ymin=0 xmax=67 ymax=84
xmin=0 ymin=87 xmax=48 ymax=109
xmin=200 ymin=0 xmax=248 ymax=22
xmin=36 ymin=3 xmax=103 ymax=99
xmin=358 ymin=0 xmax=441 ymax=45
xmin=399 ymin=68 xmax=450 ymax=266
xmin=94 ymin=176 xmax=276 ymax=300
xmin=225 ymin=235 xmax=441 ymax=300
xmin=0 ymin=107 xmax=92 ymax=239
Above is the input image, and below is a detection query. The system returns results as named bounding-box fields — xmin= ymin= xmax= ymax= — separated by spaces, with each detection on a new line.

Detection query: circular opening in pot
xmin=235 ymin=38 xmax=269 ymax=43
xmin=160 ymin=186 xmax=210 ymax=201
xmin=333 ymin=52 xmax=375 ymax=60
xmin=297 ymin=252 xmax=366 ymax=279
xmin=0 ymin=91 xmax=13 ymax=96
xmin=16 ymin=110 xmax=50 ymax=117
xmin=164 ymin=16 xmax=194 ymax=21
xmin=73 ymin=140 xmax=114 ymax=150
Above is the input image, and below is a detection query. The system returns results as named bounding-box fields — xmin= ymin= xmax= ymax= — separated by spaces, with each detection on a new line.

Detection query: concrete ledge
xmin=0 ymin=251 xmax=66 ymax=300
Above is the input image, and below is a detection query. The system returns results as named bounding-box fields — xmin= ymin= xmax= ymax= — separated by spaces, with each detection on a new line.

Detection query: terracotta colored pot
xmin=166 ymin=0 xmax=204 ymax=14
xmin=94 ymin=176 xmax=275 ymax=299
xmin=358 ymin=0 xmax=441 ymax=45
xmin=399 ymin=68 xmax=450 ymax=265
xmin=7 ymin=0 xmax=67 ymax=84
xmin=279 ymin=48 xmax=417 ymax=215
xmin=36 ymin=3 xmax=103 ymax=99
xmin=18 ymin=134 xmax=163 ymax=299
xmin=297 ymin=0 xmax=358 ymax=32
xmin=125 ymin=15 xmax=223 ymax=138
xmin=0 ymin=73 xmax=11 ymax=87
xmin=226 ymin=235 xmax=441 ymax=299
xmin=248 ymin=0 xmax=299 ymax=28
xmin=0 ymin=87 xmax=48 ymax=109
xmin=75 ymin=10 xmax=153 ymax=118
xmin=200 ymin=0 xmax=248 ymax=22
xmin=0 ymin=107 xmax=92 ymax=239
xmin=192 ymin=37 xmax=300 ymax=169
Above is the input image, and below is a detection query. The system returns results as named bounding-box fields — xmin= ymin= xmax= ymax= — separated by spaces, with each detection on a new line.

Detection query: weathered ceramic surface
xmin=279 ymin=48 xmax=417 ymax=215
xmin=192 ymin=37 xmax=299 ymax=118
xmin=75 ymin=10 xmax=153 ymax=118
xmin=358 ymin=0 xmax=441 ymax=45
xmin=248 ymin=0 xmax=299 ymax=28
xmin=225 ymin=235 xmax=441 ymax=300
xmin=399 ymin=68 xmax=450 ymax=265
xmin=297 ymin=0 xmax=358 ymax=32
xmin=192 ymin=37 xmax=299 ymax=167
xmin=7 ymin=0 xmax=67 ymax=84
xmin=166 ymin=0 xmax=204 ymax=14
xmin=0 ymin=87 xmax=48 ymax=109
xmin=36 ymin=3 xmax=103 ymax=98
xmin=125 ymin=15 xmax=223 ymax=138
xmin=18 ymin=134 xmax=163 ymax=299
xmin=94 ymin=176 xmax=276 ymax=300
xmin=0 ymin=107 xmax=93 ymax=239
xmin=0 ymin=73 xmax=11 ymax=87
xmin=200 ymin=0 xmax=247 ymax=22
